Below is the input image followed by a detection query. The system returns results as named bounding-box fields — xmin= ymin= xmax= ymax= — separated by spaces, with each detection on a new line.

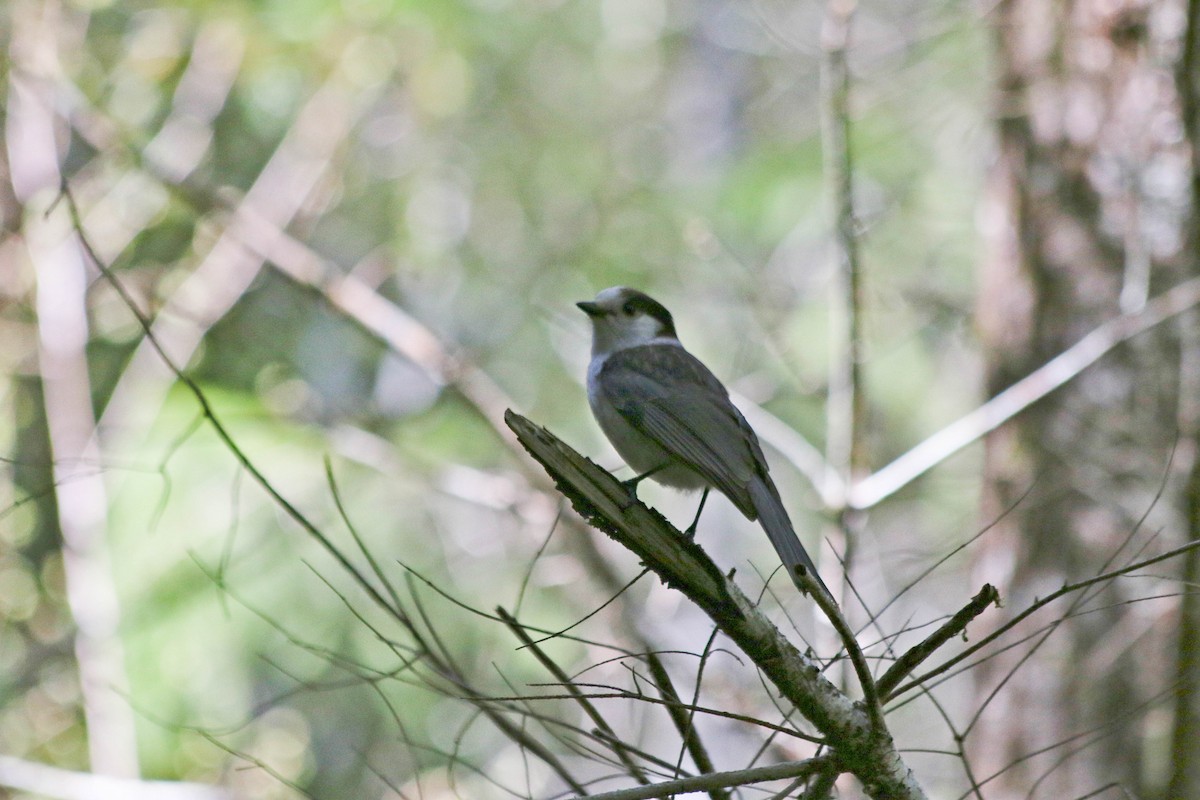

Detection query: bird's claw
xmin=618 ymin=478 xmax=641 ymax=510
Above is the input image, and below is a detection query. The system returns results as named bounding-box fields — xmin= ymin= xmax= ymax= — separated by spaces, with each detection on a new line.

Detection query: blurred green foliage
xmin=1 ymin=0 xmax=991 ymax=796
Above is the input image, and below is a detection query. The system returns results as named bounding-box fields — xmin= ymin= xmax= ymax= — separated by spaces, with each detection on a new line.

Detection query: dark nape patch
xmin=624 ymin=291 xmax=676 ymax=337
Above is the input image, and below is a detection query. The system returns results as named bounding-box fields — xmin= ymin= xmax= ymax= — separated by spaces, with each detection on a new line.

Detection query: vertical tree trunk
xmin=1167 ymin=2 xmax=1200 ymax=798
xmin=1168 ymin=452 xmax=1200 ymax=799
xmin=975 ymin=0 xmax=1194 ymax=797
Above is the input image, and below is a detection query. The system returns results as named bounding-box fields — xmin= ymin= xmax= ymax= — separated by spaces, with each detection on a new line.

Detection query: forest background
xmin=2 ymin=0 xmax=1199 ymax=798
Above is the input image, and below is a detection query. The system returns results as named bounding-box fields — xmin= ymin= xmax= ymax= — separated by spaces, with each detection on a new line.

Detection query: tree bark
xmin=1167 ymin=1 xmax=1200 ymax=797
xmin=506 ymin=411 xmax=930 ymax=800
xmin=977 ymin=0 xmax=1195 ymax=797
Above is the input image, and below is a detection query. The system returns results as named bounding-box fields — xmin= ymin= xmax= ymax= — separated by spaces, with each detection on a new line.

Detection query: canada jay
xmin=578 ymin=286 xmax=830 ymax=598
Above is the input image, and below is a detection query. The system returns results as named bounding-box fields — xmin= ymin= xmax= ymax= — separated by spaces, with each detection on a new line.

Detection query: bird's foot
xmin=618 ymin=477 xmax=642 ymax=510
xmin=617 ymin=464 xmax=667 ymax=510
xmin=680 ymin=488 xmax=709 ymax=540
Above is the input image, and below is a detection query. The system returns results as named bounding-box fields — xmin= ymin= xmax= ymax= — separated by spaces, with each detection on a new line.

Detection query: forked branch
xmin=505 ymin=410 xmax=927 ymax=800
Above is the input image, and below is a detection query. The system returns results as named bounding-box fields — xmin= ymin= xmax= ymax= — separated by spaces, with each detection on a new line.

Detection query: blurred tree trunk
xmin=1171 ymin=448 xmax=1200 ymax=799
xmin=975 ymin=0 xmax=1196 ymax=797
xmin=1167 ymin=3 xmax=1200 ymax=799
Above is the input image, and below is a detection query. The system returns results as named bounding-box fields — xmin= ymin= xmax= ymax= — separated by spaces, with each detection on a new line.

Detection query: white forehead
xmin=593 ymin=286 xmax=634 ymax=309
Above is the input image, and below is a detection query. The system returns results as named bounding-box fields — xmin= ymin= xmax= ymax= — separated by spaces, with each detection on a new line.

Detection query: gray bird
xmin=578 ymin=286 xmax=831 ymax=599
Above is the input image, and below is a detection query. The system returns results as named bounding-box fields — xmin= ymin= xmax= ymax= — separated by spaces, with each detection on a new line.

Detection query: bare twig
xmin=577 ymin=757 xmax=834 ymax=800
xmin=967 ymin=685 xmax=1177 ymax=800
xmin=888 ymin=536 xmax=1200 ymax=699
xmin=850 ymin=275 xmax=1200 ymax=508
xmin=60 ymin=189 xmax=591 ymax=797
xmin=878 ymin=584 xmax=1000 ymax=700
xmin=643 ymin=651 xmax=729 ymax=800
xmin=10 ymin=7 xmax=139 ymax=775
xmin=959 ymin=445 xmax=1178 ymax=738
xmin=0 ymin=755 xmax=229 ymax=800
xmin=481 ymin=688 xmax=820 ymax=742
xmin=821 ymin=0 xmax=866 ymax=480
xmin=806 ymin=571 xmax=886 ymax=733
xmin=98 ymin=60 xmax=375 ymax=445
xmin=506 ymin=411 xmax=927 ymax=800
xmin=497 ymin=607 xmax=652 ymax=786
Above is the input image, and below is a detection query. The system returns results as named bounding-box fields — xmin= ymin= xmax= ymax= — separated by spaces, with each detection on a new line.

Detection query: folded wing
xmin=598 ymin=345 xmax=763 ymax=518
xmin=599 ymin=344 xmax=831 ymax=597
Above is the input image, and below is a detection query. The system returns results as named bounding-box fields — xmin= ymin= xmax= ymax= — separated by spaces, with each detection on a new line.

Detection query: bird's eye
xmin=621 ymin=301 xmax=636 ymax=316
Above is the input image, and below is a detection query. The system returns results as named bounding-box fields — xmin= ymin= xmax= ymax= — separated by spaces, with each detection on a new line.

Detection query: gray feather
xmin=599 ymin=346 xmax=756 ymax=510
xmin=749 ymin=477 xmax=830 ymax=597
xmin=599 ymin=344 xmax=829 ymax=596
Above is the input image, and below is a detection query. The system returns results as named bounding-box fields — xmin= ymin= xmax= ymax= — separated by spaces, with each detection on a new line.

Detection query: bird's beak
xmin=576 ymin=301 xmax=603 ymax=317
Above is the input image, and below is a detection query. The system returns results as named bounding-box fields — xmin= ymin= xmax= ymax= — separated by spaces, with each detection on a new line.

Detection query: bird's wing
xmin=598 ymin=345 xmax=762 ymax=517
xmin=601 ymin=344 xmax=831 ymax=598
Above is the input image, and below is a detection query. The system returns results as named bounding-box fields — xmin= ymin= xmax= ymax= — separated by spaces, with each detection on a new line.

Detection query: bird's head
xmin=578 ymin=286 xmax=678 ymax=355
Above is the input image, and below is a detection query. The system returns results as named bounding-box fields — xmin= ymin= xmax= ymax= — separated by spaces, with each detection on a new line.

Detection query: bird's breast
xmin=586 ymin=355 xmax=708 ymax=490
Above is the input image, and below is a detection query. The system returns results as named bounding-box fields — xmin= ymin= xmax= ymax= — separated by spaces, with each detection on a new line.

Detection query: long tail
xmin=749 ymin=477 xmax=832 ymax=599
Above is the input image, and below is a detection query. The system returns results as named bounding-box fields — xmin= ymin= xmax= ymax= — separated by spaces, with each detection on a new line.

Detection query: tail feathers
xmin=749 ymin=478 xmax=832 ymax=599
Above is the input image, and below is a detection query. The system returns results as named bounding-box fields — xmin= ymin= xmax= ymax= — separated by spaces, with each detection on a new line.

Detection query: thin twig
xmin=805 ymin=571 xmax=887 ymax=733
xmin=960 ymin=685 xmax=1177 ymax=800
xmin=61 ymin=187 xmax=592 ymax=798
xmin=480 ymin=688 xmax=821 ymax=743
xmin=821 ymin=0 xmax=866 ymax=480
xmin=888 ymin=535 xmax=1200 ymax=699
xmin=0 ymin=755 xmax=229 ymax=800
xmin=643 ymin=652 xmax=728 ymax=799
xmin=877 ymin=584 xmax=1000 ymax=700
xmin=850 ymin=275 xmax=1200 ymax=508
xmin=508 ymin=411 xmax=928 ymax=799
xmin=400 ymin=563 xmax=633 ymax=653
xmin=960 ymin=445 xmax=1177 ymax=736
xmin=577 ymin=757 xmax=833 ymax=800
xmin=324 ymin=456 xmax=406 ymax=615
xmin=497 ymin=607 xmax=651 ymax=786
xmin=14 ymin=17 xmax=140 ymax=771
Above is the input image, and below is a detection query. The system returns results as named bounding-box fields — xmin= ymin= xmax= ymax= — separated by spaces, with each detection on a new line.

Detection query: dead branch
xmin=578 ymin=756 xmax=835 ymax=800
xmin=506 ymin=410 xmax=927 ymax=800
xmin=877 ymin=584 xmax=1000 ymax=700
